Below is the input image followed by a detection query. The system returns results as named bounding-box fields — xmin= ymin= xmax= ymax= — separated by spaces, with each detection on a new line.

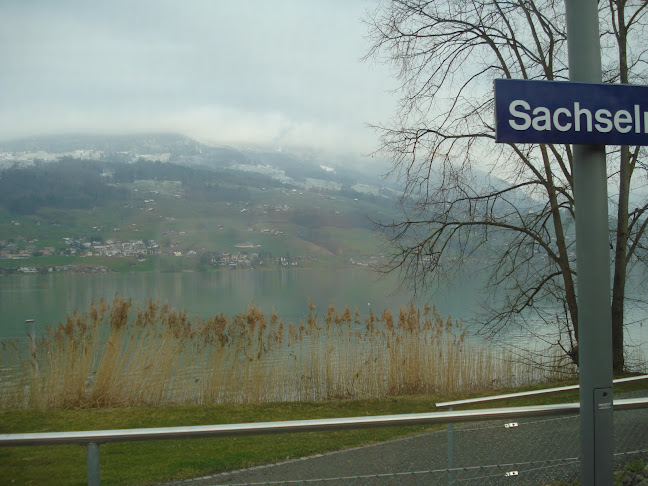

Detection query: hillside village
xmin=0 ymin=235 xmax=312 ymax=274
xmin=0 ymin=228 xmax=385 ymax=274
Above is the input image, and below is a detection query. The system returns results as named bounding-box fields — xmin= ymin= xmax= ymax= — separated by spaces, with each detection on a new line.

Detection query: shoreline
xmin=0 ymin=256 xmax=381 ymax=276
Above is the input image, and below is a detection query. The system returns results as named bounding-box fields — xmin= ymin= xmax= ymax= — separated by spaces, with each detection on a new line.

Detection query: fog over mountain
xmin=0 ymin=133 xmax=398 ymax=196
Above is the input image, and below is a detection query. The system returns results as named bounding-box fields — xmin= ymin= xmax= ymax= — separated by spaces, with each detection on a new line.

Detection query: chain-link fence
xmin=177 ymin=405 xmax=648 ymax=486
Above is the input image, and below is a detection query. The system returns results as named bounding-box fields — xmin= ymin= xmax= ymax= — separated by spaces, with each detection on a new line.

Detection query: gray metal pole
xmin=86 ymin=442 xmax=101 ymax=486
xmin=564 ymin=1 xmax=614 ymax=484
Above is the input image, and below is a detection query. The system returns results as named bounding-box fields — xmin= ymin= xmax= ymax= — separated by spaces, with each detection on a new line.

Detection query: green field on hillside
xmin=0 ymin=172 xmax=394 ymax=272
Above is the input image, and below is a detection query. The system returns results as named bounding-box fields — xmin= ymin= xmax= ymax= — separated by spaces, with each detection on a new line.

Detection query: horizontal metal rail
xmin=435 ymin=374 xmax=648 ymax=409
xmin=1 ymin=398 xmax=647 ymax=448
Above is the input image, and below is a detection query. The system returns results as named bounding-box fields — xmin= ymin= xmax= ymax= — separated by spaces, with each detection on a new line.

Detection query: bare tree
xmin=365 ymin=0 xmax=648 ymax=372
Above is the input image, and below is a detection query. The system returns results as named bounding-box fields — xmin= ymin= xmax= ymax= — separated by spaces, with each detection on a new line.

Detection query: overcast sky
xmin=0 ymin=0 xmax=397 ymax=154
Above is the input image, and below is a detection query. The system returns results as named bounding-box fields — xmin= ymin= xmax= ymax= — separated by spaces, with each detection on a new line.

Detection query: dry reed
xmin=0 ymin=296 xmax=577 ymax=409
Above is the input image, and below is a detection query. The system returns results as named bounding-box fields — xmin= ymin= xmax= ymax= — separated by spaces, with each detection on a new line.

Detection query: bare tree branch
xmin=366 ymin=0 xmax=648 ymax=371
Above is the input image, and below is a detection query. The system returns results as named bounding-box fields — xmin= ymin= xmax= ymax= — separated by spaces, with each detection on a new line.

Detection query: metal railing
xmin=436 ymin=374 xmax=648 ymax=409
xmin=2 ymin=397 xmax=648 ymax=486
xmin=435 ymin=374 xmax=648 ymax=485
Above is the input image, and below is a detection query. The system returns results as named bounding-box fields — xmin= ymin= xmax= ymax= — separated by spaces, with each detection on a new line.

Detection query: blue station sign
xmin=495 ymin=79 xmax=648 ymax=145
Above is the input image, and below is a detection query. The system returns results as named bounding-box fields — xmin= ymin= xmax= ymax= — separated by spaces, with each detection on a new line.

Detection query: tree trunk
xmin=612 ymin=147 xmax=630 ymax=373
xmin=611 ymin=1 xmax=629 ymax=374
xmin=540 ymin=145 xmax=579 ymax=351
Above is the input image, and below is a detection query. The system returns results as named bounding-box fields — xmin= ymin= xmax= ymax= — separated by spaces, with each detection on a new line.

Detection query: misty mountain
xmin=0 ymin=133 xmax=184 ymax=157
xmin=0 ymin=133 xmax=545 ymax=223
xmin=0 ymin=133 xmax=396 ymax=195
xmin=0 ymin=133 xmax=203 ymax=156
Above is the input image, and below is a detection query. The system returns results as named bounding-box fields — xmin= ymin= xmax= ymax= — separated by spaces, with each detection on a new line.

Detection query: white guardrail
xmin=435 ymin=374 xmax=648 ymax=409
xmin=2 ymin=376 xmax=648 ymax=486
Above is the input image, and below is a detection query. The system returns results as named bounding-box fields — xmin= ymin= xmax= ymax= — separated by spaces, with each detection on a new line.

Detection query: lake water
xmin=0 ymin=268 xmax=483 ymax=340
xmin=2 ymin=268 xmax=646 ymax=361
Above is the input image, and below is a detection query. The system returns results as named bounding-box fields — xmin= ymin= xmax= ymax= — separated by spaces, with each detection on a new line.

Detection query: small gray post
xmin=564 ymin=0 xmax=614 ymax=484
xmin=86 ymin=442 xmax=101 ymax=486
xmin=25 ymin=319 xmax=36 ymax=358
xmin=446 ymin=407 xmax=455 ymax=485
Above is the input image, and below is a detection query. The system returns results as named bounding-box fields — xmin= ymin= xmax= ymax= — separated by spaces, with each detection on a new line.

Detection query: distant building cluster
xmin=209 ymin=251 xmax=302 ymax=268
xmin=16 ymin=264 xmax=109 ymax=274
xmin=348 ymin=255 xmax=386 ymax=268
xmin=66 ymin=238 xmax=160 ymax=258
xmin=0 ymin=240 xmax=51 ymax=260
xmin=0 ymin=237 xmax=159 ymax=260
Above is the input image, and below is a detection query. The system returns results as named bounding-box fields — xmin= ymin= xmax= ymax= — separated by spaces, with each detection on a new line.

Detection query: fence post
xmin=447 ymin=406 xmax=455 ymax=485
xmin=86 ymin=442 xmax=101 ymax=486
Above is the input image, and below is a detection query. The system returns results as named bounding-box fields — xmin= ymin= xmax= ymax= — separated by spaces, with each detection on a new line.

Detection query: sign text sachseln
xmin=494 ymin=79 xmax=648 ymax=145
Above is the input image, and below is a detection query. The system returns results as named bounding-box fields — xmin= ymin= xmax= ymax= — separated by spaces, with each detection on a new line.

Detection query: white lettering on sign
xmin=508 ymin=100 xmax=531 ymax=130
xmin=595 ymin=109 xmax=613 ymax=132
xmin=508 ymin=101 xmax=647 ymax=134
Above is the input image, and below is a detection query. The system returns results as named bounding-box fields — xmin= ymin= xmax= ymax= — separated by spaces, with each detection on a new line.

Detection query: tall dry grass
xmin=0 ymin=296 xmax=577 ymax=409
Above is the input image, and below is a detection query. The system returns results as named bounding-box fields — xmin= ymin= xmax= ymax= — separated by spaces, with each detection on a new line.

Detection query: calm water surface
xmin=0 ymin=268 xmax=480 ymax=339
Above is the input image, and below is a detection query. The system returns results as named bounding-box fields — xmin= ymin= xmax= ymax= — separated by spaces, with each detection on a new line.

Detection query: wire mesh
xmin=174 ymin=406 xmax=648 ymax=486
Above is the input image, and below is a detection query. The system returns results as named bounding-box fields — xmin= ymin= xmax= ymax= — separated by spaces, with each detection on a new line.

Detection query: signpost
xmin=492 ymin=1 xmax=648 ymax=483
xmin=563 ymin=4 xmax=613 ymax=481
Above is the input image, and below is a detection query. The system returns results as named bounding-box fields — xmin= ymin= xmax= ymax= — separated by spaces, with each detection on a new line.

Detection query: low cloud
xmin=0 ymin=104 xmax=377 ymax=155
xmin=0 ymin=0 xmax=396 ymax=156
xmin=166 ymin=107 xmax=376 ymax=154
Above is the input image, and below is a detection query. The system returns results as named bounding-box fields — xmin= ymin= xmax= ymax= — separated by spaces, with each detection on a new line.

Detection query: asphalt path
xmin=161 ymin=392 xmax=648 ymax=486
